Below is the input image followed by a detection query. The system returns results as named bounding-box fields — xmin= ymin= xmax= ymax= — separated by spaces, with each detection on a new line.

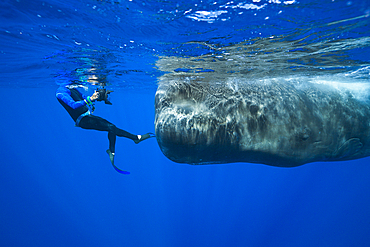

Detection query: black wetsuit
xmin=56 ymin=84 xmax=138 ymax=153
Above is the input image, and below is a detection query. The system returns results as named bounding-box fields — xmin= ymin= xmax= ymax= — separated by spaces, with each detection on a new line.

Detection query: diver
xmin=56 ymin=82 xmax=155 ymax=174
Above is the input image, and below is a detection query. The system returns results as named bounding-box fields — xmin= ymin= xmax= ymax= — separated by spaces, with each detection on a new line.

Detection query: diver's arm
xmin=79 ymin=90 xmax=99 ymax=101
xmin=56 ymin=87 xmax=100 ymax=109
xmin=56 ymin=92 xmax=86 ymax=109
xmin=55 ymin=87 xmax=89 ymax=109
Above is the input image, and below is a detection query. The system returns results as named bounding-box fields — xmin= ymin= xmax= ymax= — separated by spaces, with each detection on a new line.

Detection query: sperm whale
xmin=155 ymin=76 xmax=370 ymax=167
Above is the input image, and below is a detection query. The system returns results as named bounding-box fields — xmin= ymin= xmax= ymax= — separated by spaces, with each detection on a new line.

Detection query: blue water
xmin=1 ymin=0 xmax=370 ymax=246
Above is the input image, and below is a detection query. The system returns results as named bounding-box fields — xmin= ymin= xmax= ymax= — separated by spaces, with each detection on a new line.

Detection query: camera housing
xmin=96 ymin=88 xmax=113 ymax=105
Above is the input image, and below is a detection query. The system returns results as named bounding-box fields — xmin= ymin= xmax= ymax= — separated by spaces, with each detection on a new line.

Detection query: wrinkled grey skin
xmin=155 ymin=76 xmax=370 ymax=167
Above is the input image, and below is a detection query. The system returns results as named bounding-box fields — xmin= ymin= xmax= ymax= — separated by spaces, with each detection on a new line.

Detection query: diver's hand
xmin=90 ymin=91 xmax=99 ymax=102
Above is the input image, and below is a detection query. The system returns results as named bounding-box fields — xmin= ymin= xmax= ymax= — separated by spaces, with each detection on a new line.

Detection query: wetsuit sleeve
xmin=56 ymin=87 xmax=87 ymax=109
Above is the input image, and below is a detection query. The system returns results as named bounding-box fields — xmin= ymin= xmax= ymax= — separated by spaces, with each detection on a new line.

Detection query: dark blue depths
xmin=1 ymin=88 xmax=370 ymax=247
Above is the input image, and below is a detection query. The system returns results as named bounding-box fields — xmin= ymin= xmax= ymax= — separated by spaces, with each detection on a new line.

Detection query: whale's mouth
xmin=154 ymin=79 xmax=243 ymax=164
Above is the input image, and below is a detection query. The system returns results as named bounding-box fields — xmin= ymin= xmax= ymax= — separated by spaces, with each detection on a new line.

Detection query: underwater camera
xmin=96 ymin=88 xmax=113 ymax=105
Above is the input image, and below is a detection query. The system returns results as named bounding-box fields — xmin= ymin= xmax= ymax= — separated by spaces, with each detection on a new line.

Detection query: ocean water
xmin=1 ymin=0 xmax=370 ymax=246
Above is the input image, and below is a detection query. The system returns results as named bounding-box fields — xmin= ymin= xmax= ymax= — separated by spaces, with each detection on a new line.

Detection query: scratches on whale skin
xmin=155 ymin=77 xmax=370 ymax=167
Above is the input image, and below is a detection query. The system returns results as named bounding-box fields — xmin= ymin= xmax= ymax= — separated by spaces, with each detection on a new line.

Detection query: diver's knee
xmin=107 ymin=123 xmax=117 ymax=132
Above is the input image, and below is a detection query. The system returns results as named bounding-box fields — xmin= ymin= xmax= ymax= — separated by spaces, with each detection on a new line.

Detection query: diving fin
xmin=134 ymin=133 xmax=156 ymax=144
xmin=106 ymin=149 xmax=130 ymax=175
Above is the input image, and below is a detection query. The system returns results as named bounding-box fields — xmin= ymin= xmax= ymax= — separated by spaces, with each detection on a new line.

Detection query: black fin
xmin=106 ymin=149 xmax=130 ymax=174
xmin=134 ymin=133 xmax=156 ymax=144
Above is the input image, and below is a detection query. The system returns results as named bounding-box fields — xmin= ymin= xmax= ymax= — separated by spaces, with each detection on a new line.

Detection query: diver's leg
xmin=79 ymin=115 xmax=134 ymax=174
xmin=106 ymin=132 xmax=116 ymax=165
xmin=108 ymin=132 xmax=116 ymax=153
xmin=79 ymin=115 xmax=154 ymax=143
xmin=111 ymin=126 xmax=154 ymax=144
xmin=79 ymin=115 xmax=139 ymax=142
xmin=113 ymin=127 xmax=154 ymax=143
xmin=113 ymin=126 xmax=138 ymax=140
